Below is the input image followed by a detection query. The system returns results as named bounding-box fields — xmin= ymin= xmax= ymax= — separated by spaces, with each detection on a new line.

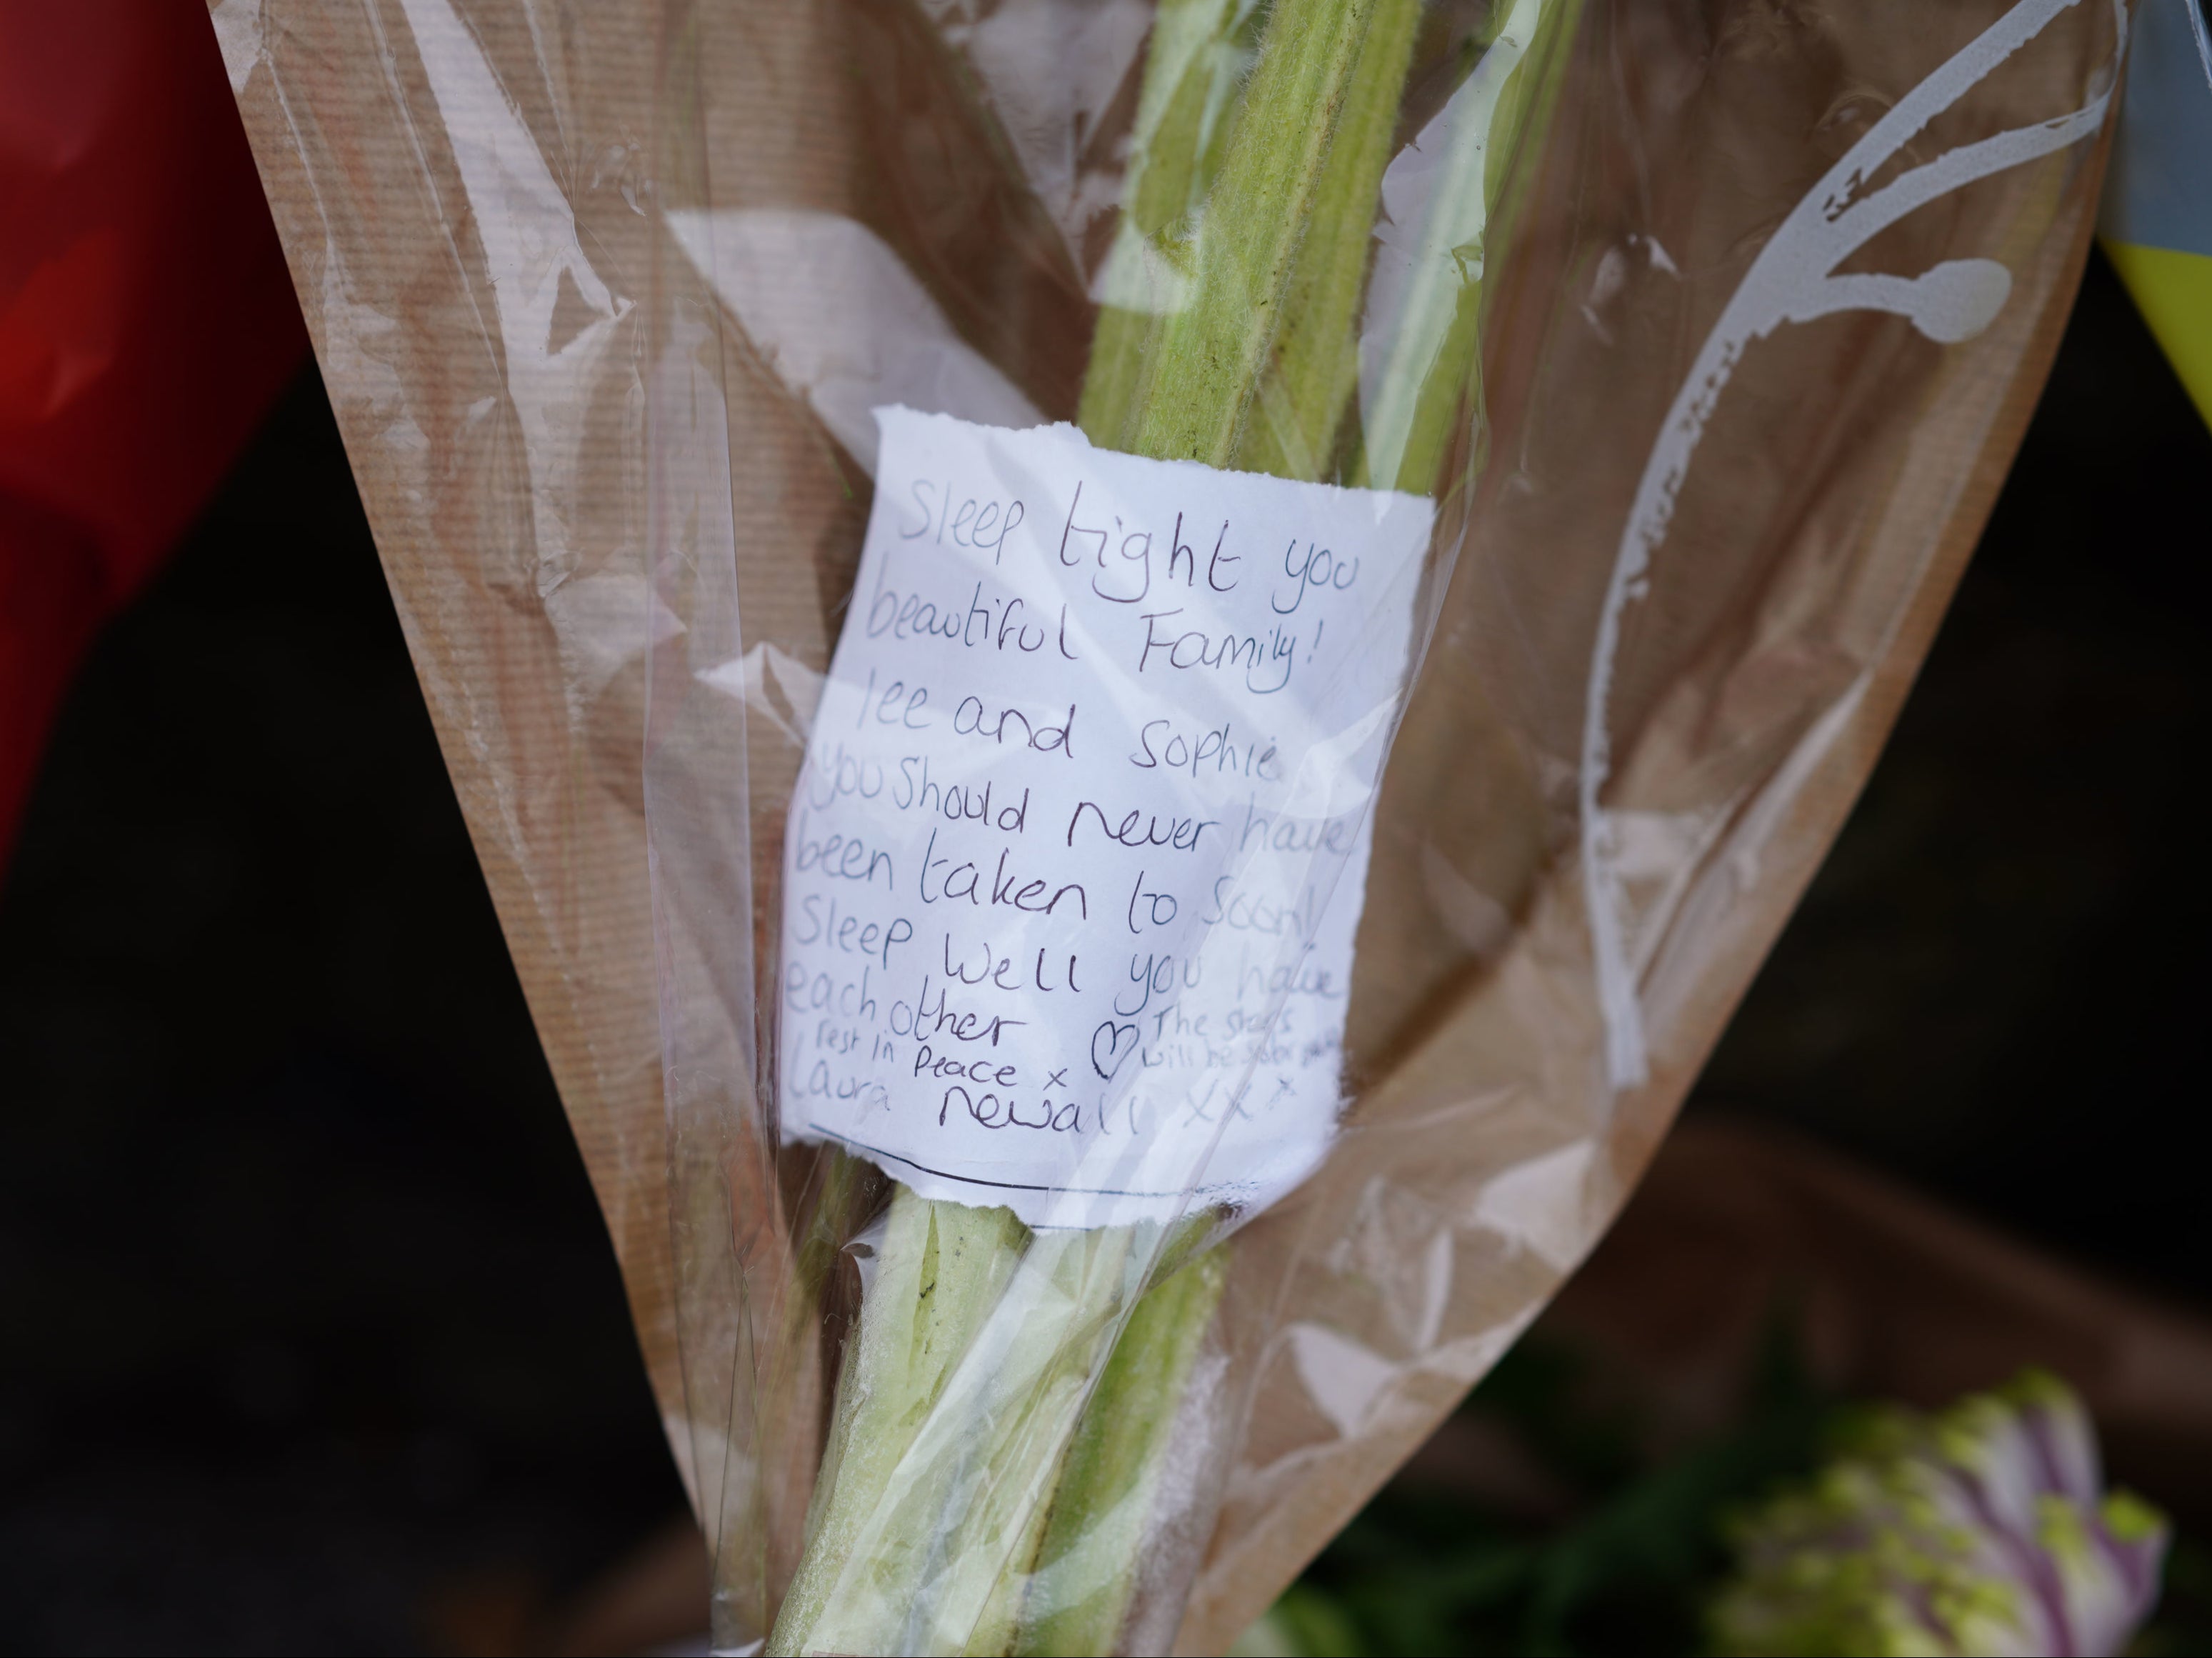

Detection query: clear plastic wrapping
xmin=217 ymin=0 xmax=2131 ymax=1649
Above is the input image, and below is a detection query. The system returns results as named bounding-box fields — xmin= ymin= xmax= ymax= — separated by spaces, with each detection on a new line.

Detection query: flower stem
xmin=1011 ymin=1247 xmax=1231 ymax=1655
xmin=768 ymin=1187 xmax=1029 ymax=1654
xmin=1128 ymin=0 xmax=1396 ymax=467
xmin=1234 ymin=0 xmax=1421 ymax=481
xmin=1079 ymin=0 xmax=1258 ymax=452
xmin=1353 ymin=0 xmax=1573 ymax=494
xmin=771 ymin=1 xmax=1584 ymax=1649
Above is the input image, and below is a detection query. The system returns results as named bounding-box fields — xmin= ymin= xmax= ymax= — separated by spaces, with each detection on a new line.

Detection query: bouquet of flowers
xmin=218 ymin=0 xmax=2135 ymax=1649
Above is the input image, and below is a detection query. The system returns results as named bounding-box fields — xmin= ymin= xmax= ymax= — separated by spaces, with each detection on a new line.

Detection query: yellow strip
xmin=2103 ymin=238 xmax=2212 ymax=436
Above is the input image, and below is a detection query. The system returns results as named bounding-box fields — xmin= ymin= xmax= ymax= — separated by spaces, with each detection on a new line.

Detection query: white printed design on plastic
xmin=1581 ymin=0 xmax=2131 ymax=1089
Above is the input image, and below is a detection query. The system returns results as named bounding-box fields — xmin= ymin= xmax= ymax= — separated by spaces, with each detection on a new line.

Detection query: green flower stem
xmin=771 ymin=0 xmax=1585 ymax=1649
xmin=1353 ymin=0 xmax=1570 ymax=494
xmin=1130 ymin=0 xmax=1397 ymax=466
xmin=997 ymin=17 xmax=1586 ymax=1649
xmin=769 ymin=1187 xmax=1029 ymax=1653
xmin=969 ymin=10 xmax=1429 ymax=1652
xmin=1079 ymin=0 xmax=1257 ymax=451
xmin=986 ymin=0 xmax=1451 ymax=1647
xmin=997 ymin=13 xmax=1583 ymax=1650
xmin=1235 ymin=0 xmax=1421 ymax=481
xmin=972 ymin=6 xmax=1435 ymax=1644
xmin=1012 ymin=1247 xmax=1231 ymax=1655
xmin=773 ymin=1219 xmax=1172 ymax=1654
xmin=874 ymin=1227 xmax=1138 ymax=1657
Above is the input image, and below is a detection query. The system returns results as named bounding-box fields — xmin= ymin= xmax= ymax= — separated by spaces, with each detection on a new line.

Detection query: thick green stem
xmin=1012 ymin=1248 xmax=1231 ymax=1655
xmin=1235 ymin=0 xmax=1421 ymax=481
xmin=983 ymin=4 xmax=1433 ymax=1653
xmin=1079 ymin=0 xmax=1257 ymax=451
xmin=774 ymin=1220 xmax=1181 ymax=1655
xmin=1353 ymin=0 xmax=1572 ymax=494
xmin=769 ymin=1189 xmax=1029 ymax=1654
xmin=772 ymin=3 xmax=1586 ymax=1652
xmin=1128 ymin=0 xmax=1391 ymax=466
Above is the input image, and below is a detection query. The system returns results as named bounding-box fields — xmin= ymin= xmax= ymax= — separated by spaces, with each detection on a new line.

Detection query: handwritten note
xmin=779 ymin=408 xmax=1433 ymax=1229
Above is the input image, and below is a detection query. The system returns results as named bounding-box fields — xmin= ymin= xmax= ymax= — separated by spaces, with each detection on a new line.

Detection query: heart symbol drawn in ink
xmin=1090 ymin=1019 xmax=1139 ymax=1082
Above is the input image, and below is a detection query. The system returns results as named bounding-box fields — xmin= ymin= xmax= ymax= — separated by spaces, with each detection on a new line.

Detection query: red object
xmin=1 ymin=3 xmax=306 ymax=864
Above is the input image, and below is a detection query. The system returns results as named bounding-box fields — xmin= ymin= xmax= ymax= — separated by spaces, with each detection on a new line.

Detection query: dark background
xmin=1 ymin=251 xmax=2206 ymax=1653
xmin=1693 ymin=250 xmax=2212 ymax=1298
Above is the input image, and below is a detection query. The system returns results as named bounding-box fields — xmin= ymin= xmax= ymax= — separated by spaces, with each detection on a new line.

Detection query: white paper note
xmin=777 ymin=408 xmax=1433 ymax=1229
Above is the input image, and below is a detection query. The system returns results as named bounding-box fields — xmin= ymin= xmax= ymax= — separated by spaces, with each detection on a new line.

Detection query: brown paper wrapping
xmin=214 ymin=0 xmax=2128 ymax=1647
